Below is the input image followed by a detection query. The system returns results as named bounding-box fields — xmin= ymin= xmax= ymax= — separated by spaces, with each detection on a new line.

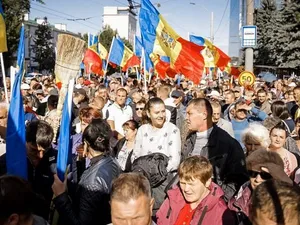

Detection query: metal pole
xmin=210 ymin=12 xmax=214 ymax=44
xmin=245 ymin=0 xmax=254 ymax=72
xmin=0 ymin=53 xmax=9 ymax=103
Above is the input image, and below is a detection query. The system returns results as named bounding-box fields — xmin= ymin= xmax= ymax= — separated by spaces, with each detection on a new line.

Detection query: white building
xmin=23 ymin=14 xmax=80 ymax=71
xmin=102 ymin=7 xmax=137 ymax=45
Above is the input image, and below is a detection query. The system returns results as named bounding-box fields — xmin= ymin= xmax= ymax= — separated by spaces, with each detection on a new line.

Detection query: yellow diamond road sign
xmin=238 ymin=71 xmax=255 ymax=86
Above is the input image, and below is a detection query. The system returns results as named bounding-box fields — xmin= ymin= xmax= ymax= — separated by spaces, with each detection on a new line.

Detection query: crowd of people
xmin=0 ymin=73 xmax=300 ymax=225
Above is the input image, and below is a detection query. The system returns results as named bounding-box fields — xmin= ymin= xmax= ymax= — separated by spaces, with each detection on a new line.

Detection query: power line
xmin=113 ymin=0 xmax=129 ymax=6
xmin=214 ymin=0 xmax=230 ymax=35
xmin=31 ymin=2 xmax=101 ymax=28
xmin=30 ymin=7 xmax=100 ymax=31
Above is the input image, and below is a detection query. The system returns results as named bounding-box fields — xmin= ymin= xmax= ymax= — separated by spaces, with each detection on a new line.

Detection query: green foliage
xmin=254 ymin=0 xmax=277 ymax=66
xmin=82 ymin=33 xmax=88 ymax=44
xmin=278 ymin=0 xmax=300 ymax=68
xmin=2 ymin=0 xmax=30 ymax=68
xmin=255 ymin=0 xmax=300 ymax=69
xmin=32 ymin=22 xmax=55 ymax=72
xmin=98 ymin=25 xmax=117 ymax=51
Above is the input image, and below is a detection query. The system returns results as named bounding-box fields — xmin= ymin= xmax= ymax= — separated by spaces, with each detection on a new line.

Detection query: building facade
xmin=23 ymin=15 xmax=79 ymax=72
xmin=102 ymin=6 xmax=137 ymax=45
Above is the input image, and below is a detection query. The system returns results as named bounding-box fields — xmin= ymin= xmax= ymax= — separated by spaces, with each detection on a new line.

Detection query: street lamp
xmin=190 ymin=2 xmax=214 ymax=43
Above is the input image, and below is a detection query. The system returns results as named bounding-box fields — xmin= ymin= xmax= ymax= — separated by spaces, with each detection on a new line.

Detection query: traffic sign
xmin=238 ymin=71 xmax=256 ymax=86
xmin=242 ymin=26 xmax=257 ymax=48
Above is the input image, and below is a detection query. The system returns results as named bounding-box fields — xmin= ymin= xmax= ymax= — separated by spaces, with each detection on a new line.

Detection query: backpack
xmin=131 ymin=153 xmax=169 ymax=188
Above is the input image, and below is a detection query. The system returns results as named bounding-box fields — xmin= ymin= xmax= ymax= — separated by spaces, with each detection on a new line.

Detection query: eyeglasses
xmin=248 ymin=170 xmax=272 ymax=180
xmin=136 ymin=107 xmax=144 ymax=111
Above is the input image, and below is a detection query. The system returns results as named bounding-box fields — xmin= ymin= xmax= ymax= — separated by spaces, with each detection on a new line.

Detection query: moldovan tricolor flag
xmin=139 ymin=0 xmax=205 ymax=84
xmin=109 ymin=37 xmax=140 ymax=71
xmin=189 ymin=35 xmax=231 ymax=70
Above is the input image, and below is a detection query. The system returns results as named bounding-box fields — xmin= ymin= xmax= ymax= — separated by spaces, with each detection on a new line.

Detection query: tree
xmin=2 ymin=0 xmax=30 ymax=69
xmin=278 ymin=0 xmax=300 ymax=68
xmin=99 ymin=25 xmax=118 ymax=51
xmin=254 ymin=0 xmax=278 ymax=66
xmin=2 ymin=0 xmax=44 ymax=69
xmin=31 ymin=19 xmax=55 ymax=72
xmin=82 ymin=33 xmax=88 ymax=44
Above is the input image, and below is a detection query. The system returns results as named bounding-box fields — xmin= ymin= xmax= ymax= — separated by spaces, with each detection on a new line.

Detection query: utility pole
xmin=245 ymin=0 xmax=254 ymax=72
xmin=210 ymin=12 xmax=214 ymax=43
xmin=190 ymin=2 xmax=213 ymax=43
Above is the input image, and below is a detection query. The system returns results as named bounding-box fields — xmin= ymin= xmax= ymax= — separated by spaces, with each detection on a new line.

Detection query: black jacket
xmin=0 ymin=148 xmax=57 ymax=219
xmin=166 ymin=105 xmax=177 ymax=125
xmin=53 ymin=154 xmax=121 ymax=225
xmin=112 ymin=137 xmax=133 ymax=172
xmin=182 ymin=125 xmax=249 ymax=201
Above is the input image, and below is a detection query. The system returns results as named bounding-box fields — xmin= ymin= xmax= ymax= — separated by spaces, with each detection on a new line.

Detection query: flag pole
xmin=143 ymin=49 xmax=147 ymax=94
xmin=0 ymin=53 xmax=9 ymax=103
xmin=104 ymin=36 xmax=115 ymax=78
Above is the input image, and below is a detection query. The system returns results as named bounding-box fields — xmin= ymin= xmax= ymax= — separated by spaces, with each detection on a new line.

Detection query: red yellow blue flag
xmin=109 ymin=37 xmax=140 ymax=71
xmin=139 ymin=0 xmax=205 ymax=84
xmin=189 ymin=35 xmax=231 ymax=70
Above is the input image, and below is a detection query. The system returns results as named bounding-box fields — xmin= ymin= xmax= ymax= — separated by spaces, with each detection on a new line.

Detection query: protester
xmin=88 ymin=96 xmax=104 ymax=114
xmin=157 ymin=85 xmax=177 ymax=125
xmin=292 ymin=86 xmax=300 ymax=119
xmin=96 ymin=85 xmax=113 ymax=119
xmin=134 ymin=99 xmax=146 ymax=125
xmin=256 ymin=89 xmax=271 ymax=115
xmin=156 ymin=156 xmax=235 ymax=225
xmin=107 ymin=88 xmax=133 ymax=139
xmin=43 ymin=95 xmax=59 ymax=129
xmin=250 ymin=180 xmax=300 ymax=225
xmin=241 ymin=123 xmax=271 ymax=155
xmin=271 ymin=100 xmax=295 ymax=133
xmin=70 ymin=107 xmax=102 ymax=183
xmin=112 ymin=120 xmax=138 ymax=172
xmin=0 ymin=176 xmax=49 ymax=225
xmin=109 ymin=173 xmax=156 ymax=225
xmin=0 ymin=103 xmax=7 ymax=156
xmin=52 ymin=119 xmax=121 ymax=225
xmin=231 ymin=101 xmax=267 ymax=147
xmin=264 ymin=116 xmax=300 ymax=156
xmin=228 ymin=150 xmax=292 ymax=224
xmin=132 ymin=97 xmax=181 ymax=211
xmin=171 ymin=90 xmax=186 ymax=133
xmin=268 ymin=122 xmax=299 ymax=176
xmin=1 ymin=120 xmax=57 ymax=218
xmin=183 ymin=98 xmax=248 ymax=200
xmin=210 ymin=101 xmax=234 ymax=137
xmin=222 ymin=90 xmax=235 ymax=117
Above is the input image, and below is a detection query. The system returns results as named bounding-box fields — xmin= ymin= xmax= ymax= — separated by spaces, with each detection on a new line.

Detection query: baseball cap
xmin=207 ymin=90 xmax=221 ymax=97
xmin=21 ymin=83 xmax=30 ymax=90
xmin=288 ymin=82 xmax=296 ymax=87
xmin=171 ymin=90 xmax=184 ymax=98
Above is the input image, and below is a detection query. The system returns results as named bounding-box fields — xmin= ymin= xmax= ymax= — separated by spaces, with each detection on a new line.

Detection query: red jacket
xmin=156 ymin=182 xmax=235 ymax=225
xmin=228 ymin=181 xmax=252 ymax=217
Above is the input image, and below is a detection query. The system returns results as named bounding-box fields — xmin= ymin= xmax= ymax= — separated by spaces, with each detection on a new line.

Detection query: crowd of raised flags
xmin=0 ymin=0 xmax=237 ymax=179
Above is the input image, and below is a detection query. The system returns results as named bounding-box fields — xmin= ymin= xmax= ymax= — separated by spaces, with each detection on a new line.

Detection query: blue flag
xmin=6 ymin=25 xmax=27 ymax=179
xmin=88 ymin=33 xmax=98 ymax=48
xmin=134 ymin=36 xmax=143 ymax=57
xmin=57 ymin=88 xmax=73 ymax=181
